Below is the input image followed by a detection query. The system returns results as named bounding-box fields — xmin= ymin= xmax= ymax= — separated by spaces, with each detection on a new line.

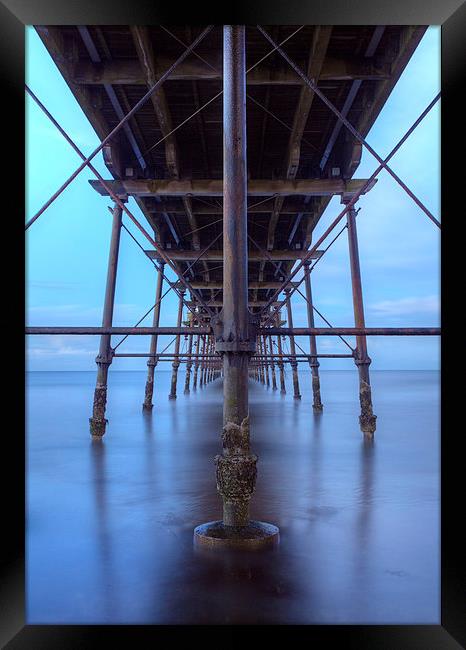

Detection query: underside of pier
xmin=30 ymin=24 xmax=439 ymax=549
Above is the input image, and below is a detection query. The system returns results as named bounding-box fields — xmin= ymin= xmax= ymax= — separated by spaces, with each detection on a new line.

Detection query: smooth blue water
xmin=26 ymin=369 xmax=440 ymax=624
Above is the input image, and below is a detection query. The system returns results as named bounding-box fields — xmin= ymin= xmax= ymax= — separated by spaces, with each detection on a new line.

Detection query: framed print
xmin=1 ymin=0 xmax=464 ymax=646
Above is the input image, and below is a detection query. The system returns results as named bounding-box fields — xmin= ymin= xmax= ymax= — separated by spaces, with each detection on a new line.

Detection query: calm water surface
xmin=26 ymin=369 xmax=440 ymax=624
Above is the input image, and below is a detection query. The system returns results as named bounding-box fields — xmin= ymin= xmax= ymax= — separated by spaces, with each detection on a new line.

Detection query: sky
xmin=25 ymin=26 xmax=440 ymax=371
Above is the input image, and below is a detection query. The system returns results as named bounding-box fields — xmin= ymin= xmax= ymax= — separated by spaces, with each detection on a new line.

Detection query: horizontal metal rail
xmin=113 ymin=352 xmax=354 ymax=358
xmin=265 ymin=327 xmax=440 ymax=336
xmin=26 ymin=327 xmax=210 ymax=335
xmin=26 ymin=327 xmax=440 ymax=336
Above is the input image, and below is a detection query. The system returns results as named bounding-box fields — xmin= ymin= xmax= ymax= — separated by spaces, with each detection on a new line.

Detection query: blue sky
xmin=26 ymin=26 xmax=440 ymax=371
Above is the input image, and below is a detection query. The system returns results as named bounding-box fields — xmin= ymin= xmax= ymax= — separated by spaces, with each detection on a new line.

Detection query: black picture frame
xmin=1 ymin=0 xmax=464 ymax=646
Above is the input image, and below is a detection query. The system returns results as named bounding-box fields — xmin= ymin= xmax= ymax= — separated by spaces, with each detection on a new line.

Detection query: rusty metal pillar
xmin=184 ymin=325 xmax=194 ymax=393
xmin=199 ymin=334 xmax=206 ymax=387
xmin=257 ymin=335 xmax=264 ymax=383
xmin=303 ymin=261 xmax=323 ymax=412
xmin=208 ymin=337 xmax=214 ymax=381
xmin=275 ymin=312 xmax=287 ymax=393
xmin=202 ymin=336 xmax=212 ymax=384
xmin=168 ymin=286 xmax=185 ymax=399
xmin=269 ymin=335 xmax=277 ymax=390
xmin=284 ymin=288 xmax=301 ymax=399
xmin=89 ymin=197 xmax=125 ymax=437
xmin=142 ymin=260 xmax=165 ymax=410
xmin=192 ymin=334 xmax=201 ymax=389
xmin=263 ymin=334 xmax=270 ymax=387
xmin=345 ymin=200 xmax=377 ymax=437
xmin=195 ymin=25 xmax=278 ymax=547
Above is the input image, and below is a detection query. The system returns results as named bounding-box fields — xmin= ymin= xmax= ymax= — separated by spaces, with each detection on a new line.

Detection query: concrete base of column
xmin=193 ymin=520 xmax=279 ymax=550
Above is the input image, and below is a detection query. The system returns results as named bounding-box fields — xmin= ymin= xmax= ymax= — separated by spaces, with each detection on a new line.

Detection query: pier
xmin=27 ymin=24 xmax=440 ymax=550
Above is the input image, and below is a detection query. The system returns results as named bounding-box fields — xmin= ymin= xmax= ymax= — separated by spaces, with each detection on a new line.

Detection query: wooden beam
xmin=89 ymin=177 xmax=377 ymax=197
xmin=267 ymin=27 xmax=332 ymax=251
xmin=146 ymin=198 xmax=316 ymax=214
xmin=35 ymin=26 xmax=110 ymax=142
xmin=145 ymin=250 xmax=324 ymax=261
xmin=72 ymin=56 xmax=391 ymax=86
xmin=130 ymin=26 xmax=179 ymax=179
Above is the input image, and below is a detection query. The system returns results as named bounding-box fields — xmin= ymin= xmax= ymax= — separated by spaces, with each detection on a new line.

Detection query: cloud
xmin=369 ymin=295 xmax=439 ymax=317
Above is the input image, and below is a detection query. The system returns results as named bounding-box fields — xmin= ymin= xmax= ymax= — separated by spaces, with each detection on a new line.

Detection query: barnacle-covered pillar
xmin=89 ymin=197 xmax=125 ymax=437
xmin=194 ymin=26 xmax=278 ymax=548
xmin=284 ymin=288 xmax=301 ymax=399
xmin=142 ymin=260 xmax=165 ymax=410
xmin=344 ymin=198 xmax=376 ymax=437
xmin=303 ymin=261 xmax=323 ymax=412
xmin=168 ymin=286 xmax=185 ymax=399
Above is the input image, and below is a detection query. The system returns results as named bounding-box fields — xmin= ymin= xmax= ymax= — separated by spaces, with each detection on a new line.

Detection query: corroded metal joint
xmin=309 ymin=359 xmax=320 ymax=368
xmin=172 ymin=361 xmax=180 ymax=370
xmin=147 ymin=358 xmax=158 ymax=368
xmin=95 ymin=351 xmax=113 ymax=365
xmin=354 ymin=356 xmax=372 ymax=367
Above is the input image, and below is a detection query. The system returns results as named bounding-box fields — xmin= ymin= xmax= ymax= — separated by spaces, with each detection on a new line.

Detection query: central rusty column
xmin=168 ymin=286 xmax=185 ymax=399
xmin=89 ymin=197 xmax=125 ymax=437
xmin=143 ymin=260 xmax=165 ymax=410
xmin=284 ymin=288 xmax=301 ymax=399
xmin=194 ymin=25 xmax=278 ymax=548
xmin=303 ymin=261 xmax=323 ymax=412
xmin=345 ymin=199 xmax=377 ymax=437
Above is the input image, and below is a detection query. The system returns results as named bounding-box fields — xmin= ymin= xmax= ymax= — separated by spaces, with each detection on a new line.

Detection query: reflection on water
xmin=27 ymin=370 xmax=440 ymax=624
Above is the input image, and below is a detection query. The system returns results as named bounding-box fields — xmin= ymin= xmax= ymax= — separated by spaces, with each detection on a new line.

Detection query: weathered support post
xmin=195 ymin=25 xmax=278 ymax=547
xmin=168 ymin=286 xmax=185 ymax=399
xmin=269 ymin=335 xmax=277 ymax=390
xmin=192 ymin=333 xmax=201 ymax=388
xmin=257 ymin=336 xmax=264 ymax=383
xmin=263 ymin=334 xmax=270 ymax=387
xmin=208 ymin=337 xmax=213 ymax=381
xmin=284 ymin=288 xmax=301 ymax=399
xmin=303 ymin=261 xmax=323 ymax=412
xmin=199 ymin=334 xmax=206 ymax=387
xmin=142 ymin=260 xmax=165 ymax=410
xmin=275 ymin=312 xmax=287 ymax=394
xmin=344 ymin=199 xmax=377 ymax=436
xmin=184 ymin=323 xmax=194 ymax=393
xmin=89 ymin=197 xmax=125 ymax=437
xmin=203 ymin=338 xmax=209 ymax=384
